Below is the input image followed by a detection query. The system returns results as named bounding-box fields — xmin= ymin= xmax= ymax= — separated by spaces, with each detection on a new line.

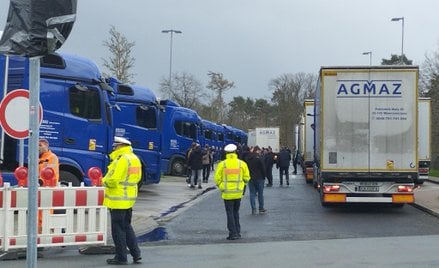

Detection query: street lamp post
xmin=362 ymin=51 xmax=372 ymax=65
xmin=391 ymin=17 xmax=404 ymax=63
xmin=161 ymin=29 xmax=182 ymax=88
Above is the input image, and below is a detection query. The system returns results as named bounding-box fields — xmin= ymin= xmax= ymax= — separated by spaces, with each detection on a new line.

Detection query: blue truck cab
xmin=159 ymin=100 xmax=202 ymax=176
xmin=201 ymin=119 xmax=222 ymax=149
xmin=107 ymin=78 xmax=161 ymax=184
xmin=234 ymin=128 xmax=248 ymax=146
xmin=222 ymin=124 xmax=247 ymax=147
xmin=201 ymin=119 xmax=225 ymax=162
xmin=1 ymin=53 xmax=114 ymax=185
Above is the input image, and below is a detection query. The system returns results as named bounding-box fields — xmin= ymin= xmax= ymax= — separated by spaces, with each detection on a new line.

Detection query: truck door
xmin=113 ymin=102 xmax=161 ymax=184
xmin=61 ymin=82 xmax=110 ymax=181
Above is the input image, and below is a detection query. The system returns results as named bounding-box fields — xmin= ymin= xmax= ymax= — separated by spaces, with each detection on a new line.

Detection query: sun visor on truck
xmin=0 ymin=0 xmax=77 ymax=57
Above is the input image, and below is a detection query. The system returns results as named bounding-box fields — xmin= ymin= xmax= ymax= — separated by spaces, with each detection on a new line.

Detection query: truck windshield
xmin=136 ymin=105 xmax=157 ymax=129
xmin=174 ymin=121 xmax=197 ymax=140
xmin=69 ymin=86 xmax=101 ymax=120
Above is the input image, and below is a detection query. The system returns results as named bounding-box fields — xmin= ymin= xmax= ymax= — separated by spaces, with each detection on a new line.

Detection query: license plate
xmin=359 ymin=182 xmax=378 ymax=186
xmin=358 ymin=186 xmax=379 ymax=192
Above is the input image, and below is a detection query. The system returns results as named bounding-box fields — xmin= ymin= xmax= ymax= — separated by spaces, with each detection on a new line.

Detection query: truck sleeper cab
xmin=108 ymin=78 xmax=161 ymax=184
xmin=159 ymin=100 xmax=202 ymax=176
xmin=201 ymin=119 xmax=225 ymax=162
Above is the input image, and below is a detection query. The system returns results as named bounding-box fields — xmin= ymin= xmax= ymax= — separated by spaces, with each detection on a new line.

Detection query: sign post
xmin=27 ymin=57 xmax=40 ymax=266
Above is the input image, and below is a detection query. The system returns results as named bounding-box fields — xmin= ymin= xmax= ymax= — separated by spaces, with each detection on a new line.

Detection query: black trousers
xmin=202 ymin=164 xmax=211 ymax=181
xmin=224 ymin=199 xmax=241 ymax=236
xmin=279 ymin=167 xmax=289 ymax=184
xmin=110 ymin=208 xmax=141 ymax=262
xmin=266 ymin=165 xmax=273 ymax=185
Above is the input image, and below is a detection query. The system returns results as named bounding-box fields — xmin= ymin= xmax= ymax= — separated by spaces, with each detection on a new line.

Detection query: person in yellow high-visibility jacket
xmin=214 ymin=143 xmax=250 ymax=240
xmin=103 ymin=137 xmax=142 ymax=265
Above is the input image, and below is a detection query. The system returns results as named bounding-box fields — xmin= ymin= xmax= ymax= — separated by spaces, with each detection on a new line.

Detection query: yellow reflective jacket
xmin=214 ymin=152 xmax=250 ymax=200
xmin=102 ymin=145 xmax=142 ymax=209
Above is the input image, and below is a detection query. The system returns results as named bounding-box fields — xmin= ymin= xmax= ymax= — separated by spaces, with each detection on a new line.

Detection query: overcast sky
xmin=1 ymin=0 xmax=439 ymax=101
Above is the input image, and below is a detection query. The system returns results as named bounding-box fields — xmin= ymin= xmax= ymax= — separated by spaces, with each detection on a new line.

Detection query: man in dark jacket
xmin=277 ymin=147 xmax=291 ymax=186
xmin=263 ymin=147 xmax=275 ymax=187
xmin=188 ymin=143 xmax=203 ymax=189
xmin=244 ymin=146 xmax=267 ymax=215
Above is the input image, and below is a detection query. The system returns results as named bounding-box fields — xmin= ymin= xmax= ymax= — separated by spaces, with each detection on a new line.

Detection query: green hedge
xmin=430 ymin=169 xmax=439 ymax=177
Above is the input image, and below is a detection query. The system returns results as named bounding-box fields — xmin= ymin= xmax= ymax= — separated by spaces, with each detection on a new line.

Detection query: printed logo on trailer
xmin=336 ymin=80 xmax=402 ymax=98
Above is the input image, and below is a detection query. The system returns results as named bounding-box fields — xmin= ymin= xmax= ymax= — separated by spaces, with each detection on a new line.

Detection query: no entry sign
xmin=0 ymin=89 xmax=43 ymax=139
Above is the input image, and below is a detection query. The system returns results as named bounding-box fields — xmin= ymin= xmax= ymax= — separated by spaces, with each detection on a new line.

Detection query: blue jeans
xmin=248 ymin=179 xmax=265 ymax=210
xmin=191 ymin=169 xmax=201 ymax=186
xmin=110 ymin=208 xmax=141 ymax=262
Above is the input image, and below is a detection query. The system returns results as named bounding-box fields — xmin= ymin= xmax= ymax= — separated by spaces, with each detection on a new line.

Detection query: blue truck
xmin=107 ymin=77 xmax=161 ymax=184
xmin=1 ymin=53 xmax=114 ymax=185
xmin=159 ymin=99 xmax=202 ymax=176
xmin=201 ymin=119 xmax=224 ymax=149
xmin=201 ymin=119 xmax=226 ymax=162
xmin=1 ymin=52 xmax=248 ymax=183
xmin=223 ymin=124 xmax=247 ymax=146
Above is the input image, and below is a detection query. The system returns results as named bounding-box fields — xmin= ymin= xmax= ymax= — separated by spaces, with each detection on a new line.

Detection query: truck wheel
xmin=414 ymin=179 xmax=425 ymax=185
xmin=59 ymin=170 xmax=81 ymax=186
xmin=171 ymin=159 xmax=186 ymax=176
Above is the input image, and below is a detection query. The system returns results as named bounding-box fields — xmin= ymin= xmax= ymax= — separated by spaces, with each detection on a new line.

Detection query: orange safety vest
xmin=39 ymin=150 xmax=60 ymax=184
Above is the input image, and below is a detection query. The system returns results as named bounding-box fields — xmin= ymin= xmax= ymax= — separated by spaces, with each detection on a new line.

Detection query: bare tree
xmin=269 ymin=72 xmax=317 ymax=148
xmin=102 ymin=25 xmax=135 ymax=83
xmin=421 ymin=48 xmax=439 ymax=95
xmin=421 ymin=45 xmax=439 ymax=168
xmin=159 ymin=71 xmax=204 ymax=109
xmin=206 ymin=71 xmax=234 ymax=123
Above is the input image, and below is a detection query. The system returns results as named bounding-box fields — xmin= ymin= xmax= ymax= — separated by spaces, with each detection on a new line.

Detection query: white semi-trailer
xmin=303 ymin=99 xmax=315 ymax=184
xmin=417 ymin=97 xmax=431 ymax=183
xmin=314 ymin=66 xmax=417 ymax=206
xmin=247 ymin=127 xmax=280 ymax=152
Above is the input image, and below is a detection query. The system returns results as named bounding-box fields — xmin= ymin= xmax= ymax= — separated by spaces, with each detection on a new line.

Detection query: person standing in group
xmin=244 ymin=146 xmax=267 ymax=215
xmin=292 ymin=145 xmax=299 ymax=175
xmin=103 ymin=137 xmax=142 ymax=265
xmin=215 ymin=144 xmax=250 ymax=240
xmin=277 ymin=146 xmax=291 ymax=186
xmin=202 ymin=144 xmax=212 ymax=183
xmin=210 ymin=146 xmax=216 ymax=172
xmin=185 ymin=142 xmax=196 ymax=186
xmin=188 ymin=143 xmax=203 ymax=189
xmin=263 ymin=147 xmax=275 ymax=187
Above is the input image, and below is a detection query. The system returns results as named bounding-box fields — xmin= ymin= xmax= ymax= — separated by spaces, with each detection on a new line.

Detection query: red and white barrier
xmin=0 ymin=182 xmax=107 ymax=251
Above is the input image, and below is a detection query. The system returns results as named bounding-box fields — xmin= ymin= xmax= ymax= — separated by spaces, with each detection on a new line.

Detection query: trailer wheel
xmin=59 ymin=170 xmax=81 ymax=186
xmin=171 ymin=159 xmax=186 ymax=176
xmin=414 ymin=179 xmax=425 ymax=185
